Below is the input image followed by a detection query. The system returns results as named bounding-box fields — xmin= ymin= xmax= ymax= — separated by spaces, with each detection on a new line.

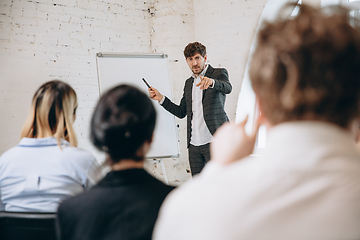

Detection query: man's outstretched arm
xmin=149 ymin=87 xmax=187 ymax=119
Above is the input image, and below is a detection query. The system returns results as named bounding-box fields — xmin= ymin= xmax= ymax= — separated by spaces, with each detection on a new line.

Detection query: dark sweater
xmin=56 ymin=168 xmax=174 ymax=240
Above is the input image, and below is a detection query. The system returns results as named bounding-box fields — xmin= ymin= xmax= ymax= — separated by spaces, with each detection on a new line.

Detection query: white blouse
xmin=154 ymin=121 xmax=360 ymax=240
xmin=0 ymin=137 xmax=102 ymax=212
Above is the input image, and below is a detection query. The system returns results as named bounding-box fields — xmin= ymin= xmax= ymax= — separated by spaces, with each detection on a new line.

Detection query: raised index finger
xmin=238 ymin=115 xmax=249 ymax=127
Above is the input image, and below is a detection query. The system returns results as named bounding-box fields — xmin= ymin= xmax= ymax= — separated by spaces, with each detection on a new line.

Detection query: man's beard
xmin=192 ymin=65 xmax=204 ymax=74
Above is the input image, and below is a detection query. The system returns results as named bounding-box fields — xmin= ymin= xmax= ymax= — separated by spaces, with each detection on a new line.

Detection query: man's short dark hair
xmin=184 ymin=42 xmax=206 ymax=58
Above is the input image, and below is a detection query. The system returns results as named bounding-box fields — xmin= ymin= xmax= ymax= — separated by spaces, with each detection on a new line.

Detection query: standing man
xmin=149 ymin=42 xmax=232 ymax=175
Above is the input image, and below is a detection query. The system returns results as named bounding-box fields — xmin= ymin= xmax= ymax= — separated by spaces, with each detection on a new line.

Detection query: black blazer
xmin=56 ymin=169 xmax=174 ymax=240
xmin=162 ymin=65 xmax=232 ymax=147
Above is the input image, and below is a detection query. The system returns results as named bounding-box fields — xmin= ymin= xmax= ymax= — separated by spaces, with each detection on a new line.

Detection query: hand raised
xmin=210 ymin=116 xmax=261 ymax=165
xmin=196 ymin=76 xmax=213 ymax=90
xmin=148 ymin=87 xmax=163 ymax=102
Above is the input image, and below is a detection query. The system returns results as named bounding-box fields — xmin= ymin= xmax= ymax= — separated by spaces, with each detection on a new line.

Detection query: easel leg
xmin=159 ymin=159 xmax=169 ymax=185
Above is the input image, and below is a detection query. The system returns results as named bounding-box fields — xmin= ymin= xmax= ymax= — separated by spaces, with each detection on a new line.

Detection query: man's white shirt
xmin=189 ymin=64 xmax=213 ymax=146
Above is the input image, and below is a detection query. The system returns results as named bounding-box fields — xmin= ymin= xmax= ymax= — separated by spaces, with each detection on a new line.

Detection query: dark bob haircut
xmin=90 ymin=85 xmax=156 ymax=162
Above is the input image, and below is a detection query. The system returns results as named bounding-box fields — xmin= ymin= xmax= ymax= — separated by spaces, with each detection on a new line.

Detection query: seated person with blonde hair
xmin=153 ymin=4 xmax=360 ymax=240
xmin=0 ymin=80 xmax=101 ymax=212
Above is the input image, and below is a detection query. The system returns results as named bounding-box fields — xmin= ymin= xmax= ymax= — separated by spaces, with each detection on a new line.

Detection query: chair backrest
xmin=0 ymin=211 xmax=57 ymax=240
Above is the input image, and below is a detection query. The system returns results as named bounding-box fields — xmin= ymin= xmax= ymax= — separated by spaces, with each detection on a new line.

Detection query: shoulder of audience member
xmin=57 ymin=186 xmax=93 ymax=214
xmin=0 ymin=145 xmax=26 ymax=162
xmin=61 ymin=146 xmax=97 ymax=169
xmin=145 ymin=170 xmax=176 ymax=190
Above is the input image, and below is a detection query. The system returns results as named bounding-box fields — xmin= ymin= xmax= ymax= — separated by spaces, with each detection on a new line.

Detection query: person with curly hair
xmin=153 ymin=4 xmax=360 ymax=239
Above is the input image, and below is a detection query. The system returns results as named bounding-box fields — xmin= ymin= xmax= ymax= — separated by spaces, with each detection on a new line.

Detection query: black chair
xmin=0 ymin=211 xmax=57 ymax=240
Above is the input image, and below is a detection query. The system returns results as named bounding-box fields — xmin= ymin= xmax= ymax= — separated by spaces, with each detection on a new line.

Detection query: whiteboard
xmin=96 ymin=53 xmax=180 ymax=159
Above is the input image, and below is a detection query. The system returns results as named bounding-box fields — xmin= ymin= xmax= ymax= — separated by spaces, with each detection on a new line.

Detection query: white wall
xmin=0 ymin=0 xmax=267 ymax=185
xmin=0 ymin=0 xmax=152 ymax=158
xmin=193 ymin=0 xmax=267 ymax=122
xmin=303 ymin=0 xmax=321 ymax=6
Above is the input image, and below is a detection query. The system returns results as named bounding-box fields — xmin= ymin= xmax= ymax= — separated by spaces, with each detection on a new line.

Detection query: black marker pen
xmin=142 ymin=78 xmax=151 ymax=88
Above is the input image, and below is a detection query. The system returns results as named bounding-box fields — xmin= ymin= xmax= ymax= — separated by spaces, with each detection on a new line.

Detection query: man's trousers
xmin=188 ymin=143 xmax=210 ymax=176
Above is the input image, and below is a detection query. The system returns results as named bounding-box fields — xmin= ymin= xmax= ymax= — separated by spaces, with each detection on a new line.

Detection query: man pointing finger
xmin=149 ymin=42 xmax=232 ymax=175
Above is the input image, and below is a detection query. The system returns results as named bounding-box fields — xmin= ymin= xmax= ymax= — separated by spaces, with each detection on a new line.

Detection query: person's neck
xmin=111 ymin=159 xmax=144 ymax=171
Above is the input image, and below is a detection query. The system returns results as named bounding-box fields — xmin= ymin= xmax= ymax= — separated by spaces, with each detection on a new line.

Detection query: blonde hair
xmin=21 ymin=80 xmax=78 ymax=148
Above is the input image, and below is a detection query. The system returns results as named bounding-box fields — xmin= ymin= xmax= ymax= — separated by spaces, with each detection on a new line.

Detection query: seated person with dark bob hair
xmin=56 ymin=85 xmax=174 ymax=240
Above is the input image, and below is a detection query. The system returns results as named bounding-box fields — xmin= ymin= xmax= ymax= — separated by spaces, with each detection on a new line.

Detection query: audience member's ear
xmin=136 ymin=140 xmax=152 ymax=159
xmin=351 ymin=118 xmax=360 ymax=152
xmin=256 ymin=95 xmax=272 ymax=129
xmin=144 ymin=135 xmax=154 ymax=155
